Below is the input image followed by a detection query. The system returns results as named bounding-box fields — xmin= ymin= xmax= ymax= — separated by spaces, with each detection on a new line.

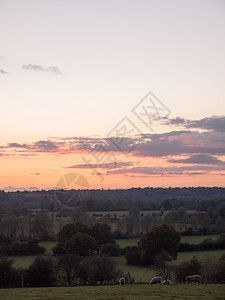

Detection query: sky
xmin=0 ymin=0 xmax=225 ymax=190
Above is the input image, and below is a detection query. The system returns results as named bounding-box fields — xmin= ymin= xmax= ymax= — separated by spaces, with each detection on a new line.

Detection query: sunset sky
xmin=1 ymin=0 xmax=225 ymax=190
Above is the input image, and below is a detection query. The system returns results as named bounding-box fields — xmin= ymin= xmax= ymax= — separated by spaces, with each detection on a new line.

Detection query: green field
xmin=7 ymin=237 xmax=225 ymax=278
xmin=115 ymin=238 xmax=139 ymax=248
xmin=114 ymin=256 xmax=155 ymax=282
xmin=2 ymin=255 xmax=37 ymax=268
xmin=1 ymin=284 xmax=225 ymax=300
xmin=8 ymin=249 xmax=225 ymax=283
xmin=176 ymin=249 xmax=225 ymax=264
xmin=39 ymin=240 xmax=57 ymax=255
xmin=181 ymin=234 xmax=220 ymax=244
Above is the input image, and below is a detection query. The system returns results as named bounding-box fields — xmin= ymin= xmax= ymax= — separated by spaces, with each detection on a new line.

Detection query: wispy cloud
xmin=66 ymin=162 xmax=134 ymax=169
xmin=5 ymin=140 xmax=59 ymax=155
xmin=0 ymin=68 xmax=9 ymax=75
xmin=105 ymin=165 xmax=225 ymax=177
xmin=22 ymin=64 xmax=62 ymax=74
xmin=168 ymin=154 xmax=225 ymax=165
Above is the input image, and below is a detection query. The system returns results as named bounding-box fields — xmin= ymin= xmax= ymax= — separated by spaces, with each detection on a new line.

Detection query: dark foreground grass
xmin=1 ymin=284 xmax=225 ymax=300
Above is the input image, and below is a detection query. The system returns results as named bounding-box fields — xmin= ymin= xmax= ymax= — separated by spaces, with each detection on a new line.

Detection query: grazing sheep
xmin=186 ymin=275 xmax=201 ymax=284
xmin=150 ymin=276 xmax=162 ymax=285
xmin=119 ymin=277 xmax=126 ymax=285
xmin=163 ymin=279 xmax=170 ymax=285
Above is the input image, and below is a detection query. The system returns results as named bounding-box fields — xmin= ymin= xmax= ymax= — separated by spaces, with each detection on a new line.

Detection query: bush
xmin=0 ymin=240 xmax=45 ymax=256
xmin=52 ymin=244 xmax=65 ymax=256
xmin=113 ymin=230 xmax=125 ymax=239
xmin=81 ymin=256 xmax=121 ymax=284
xmin=57 ymin=222 xmax=89 ymax=246
xmin=181 ymin=227 xmax=194 ymax=235
xmin=125 ymin=249 xmax=143 ymax=266
xmin=215 ymin=260 xmax=225 ymax=283
xmin=26 ymin=256 xmax=55 ymax=287
xmin=100 ymin=243 xmax=120 ymax=256
xmin=58 ymin=254 xmax=80 ymax=285
xmin=174 ymin=261 xmax=190 ymax=283
xmin=120 ymin=245 xmax=140 ymax=256
xmin=174 ymin=256 xmax=202 ymax=283
xmin=0 ymin=258 xmax=19 ymax=287
xmin=0 ymin=235 xmax=12 ymax=246
xmin=65 ymin=233 xmax=97 ymax=256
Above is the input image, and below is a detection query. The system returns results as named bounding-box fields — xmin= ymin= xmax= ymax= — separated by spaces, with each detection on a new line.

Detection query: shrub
xmin=125 ymin=249 xmax=143 ymax=266
xmin=100 ymin=243 xmax=120 ymax=256
xmin=65 ymin=233 xmax=97 ymax=256
xmin=52 ymin=244 xmax=65 ymax=256
xmin=26 ymin=256 xmax=55 ymax=287
xmin=0 ymin=240 xmax=45 ymax=256
xmin=0 ymin=258 xmax=19 ymax=287
xmin=81 ymin=255 xmax=122 ymax=284
xmin=57 ymin=222 xmax=89 ymax=246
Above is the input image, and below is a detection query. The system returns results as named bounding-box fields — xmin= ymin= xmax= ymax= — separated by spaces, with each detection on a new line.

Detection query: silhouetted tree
xmin=58 ymin=254 xmax=80 ymax=285
xmin=90 ymin=223 xmax=114 ymax=249
xmin=58 ymin=222 xmax=89 ymax=245
xmin=100 ymin=243 xmax=120 ymax=256
xmin=141 ymin=224 xmax=180 ymax=266
xmin=65 ymin=233 xmax=97 ymax=256
xmin=26 ymin=256 xmax=55 ymax=287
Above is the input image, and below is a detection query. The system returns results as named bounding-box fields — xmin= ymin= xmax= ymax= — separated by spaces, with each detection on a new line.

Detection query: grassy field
xmin=115 ymin=238 xmax=139 ymax=248
xmin=180 ymin=234 xmax=220 ymax=244
xmin=1 ymin=284 xmax=225 ymax=300
xmin=8 ymin=249 xmax=224 ymax=281
xmin=39 ymin=241 xmax=57 ymax=255
xmin=7 ymin=236 xmax=225 ymax=274
xmin=114 ymin=256 xmax=155 ymax=282
xmin=113 ymin=250 xmax=225 ymax=282
xmin=176 ymin=249 xmax=225 ymax=264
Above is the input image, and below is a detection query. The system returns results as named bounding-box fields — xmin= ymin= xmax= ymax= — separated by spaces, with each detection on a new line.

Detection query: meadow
xmin=1 ymin=284 xmax=225 ymax=300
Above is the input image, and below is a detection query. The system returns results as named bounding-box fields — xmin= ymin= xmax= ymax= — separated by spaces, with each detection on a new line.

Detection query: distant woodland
xmin=0 ymin=187 xmax=225 ymax=240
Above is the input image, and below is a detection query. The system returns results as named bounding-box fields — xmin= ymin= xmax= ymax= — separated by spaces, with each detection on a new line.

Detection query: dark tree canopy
xmin=81 ymin=255 xmax=121 ymax=284
xmin=57 ymin=222 xmax=89 ymax=246
xmin=65 ymin=232 xmax=97 ymax=256
xmin=100 ymin=243 xmax=120 ymax=256
xmin=90 ymin=223 xmax=114 ymax=247
xmin=141 ymin=224 xmax=180 ymax=266
xmin=58 ymin=254 xmax=80 ymax=285
xmin=0 ymin=258 xmax=18 ymax=287
xmin=26 ymin=256 xmax=55 ymax=287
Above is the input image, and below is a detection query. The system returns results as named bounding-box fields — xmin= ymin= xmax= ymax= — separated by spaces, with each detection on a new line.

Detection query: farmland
xmin=6 ymin=235 xmax=224 ymax=284
xmin=1 ymin=284 xmax=225 ymax=300
xmin=8 ymin=248 xmax=225 ymax=282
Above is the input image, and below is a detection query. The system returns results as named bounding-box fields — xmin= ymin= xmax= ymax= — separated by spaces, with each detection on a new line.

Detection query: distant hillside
xmin=0 ymin=187 xmax=225 ymax=212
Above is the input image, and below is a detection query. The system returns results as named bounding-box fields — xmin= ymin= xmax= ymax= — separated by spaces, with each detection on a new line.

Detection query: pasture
xmin=180 ymin=234 xmax=220 ymax=244
xmin=1 ymin=284 xmax=225 ymax=300
xmin=8 ymin=249 xmax=225 ymax=283
xmin=7 ymin=236 xmax=225 ymax=282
